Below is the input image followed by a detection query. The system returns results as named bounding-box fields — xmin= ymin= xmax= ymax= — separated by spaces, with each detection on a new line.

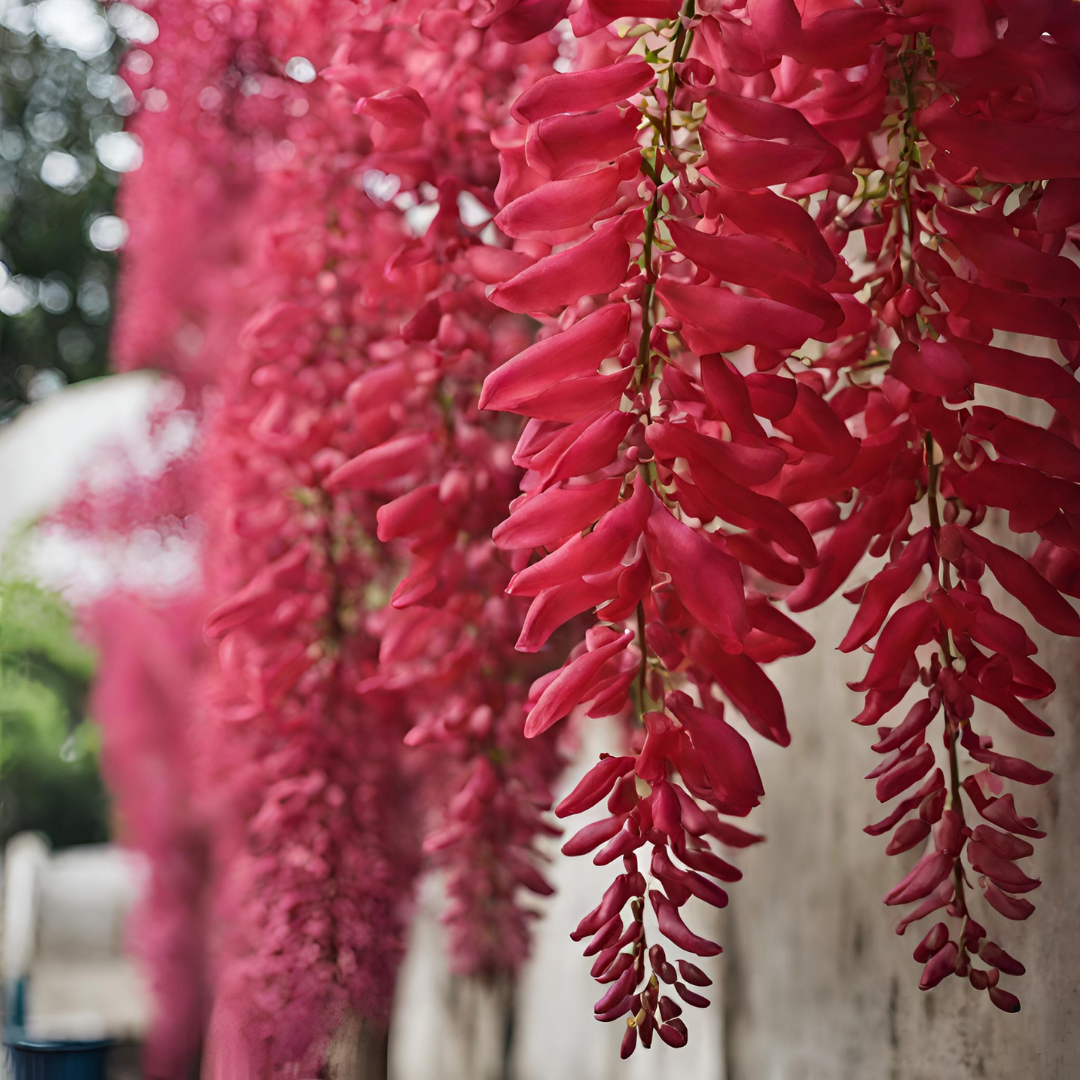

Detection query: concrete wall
xmin=725 ymin=585 xmax=1078 ymax=1080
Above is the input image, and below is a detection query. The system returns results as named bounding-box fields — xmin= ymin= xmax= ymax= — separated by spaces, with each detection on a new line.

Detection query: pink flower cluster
xmin=475 ymin=35 xmax=827 ymax=1053
xmin=104 ymin=0 xmax=570 ymax=1071
xmin=88 ymin=596 xmax=209 ymax=1079
xmin=111 ymin=0 xmax=276 ymax=389
xmin=318 ymin=10 xmax=567 ymax=979
xmin=50 ymin=415 xmax=211 ymax=1080
xmin=720 ymin=0 xmax=1080 ymax=1014
xmin=466 ymin=0 xmax=1080 ymax=1049
xmin=92 ymin=0 xmax=1080 ymax=1067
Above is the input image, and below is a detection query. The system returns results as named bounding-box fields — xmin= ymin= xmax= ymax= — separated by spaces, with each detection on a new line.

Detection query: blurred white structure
xmin=0 ymin=370 xmax=197 ymax=600
xmin=0 ymin=372 xmax=160 ymax=546
xmin=0 ymin=376 xmax=169 ymax=1052
xmin=2 ymin=834 xmax=149 ymax=1041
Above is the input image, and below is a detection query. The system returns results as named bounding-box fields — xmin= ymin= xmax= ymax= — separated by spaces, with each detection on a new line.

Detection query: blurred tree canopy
xmin=0 ymin=0 xmax=155 ymax=421
xmin=0 ymin=577 xmax=109 ymax=847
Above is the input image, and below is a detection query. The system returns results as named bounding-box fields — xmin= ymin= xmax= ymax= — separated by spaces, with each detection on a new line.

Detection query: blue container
xmin=2 ymin=1030 xmax=111 ymax=1080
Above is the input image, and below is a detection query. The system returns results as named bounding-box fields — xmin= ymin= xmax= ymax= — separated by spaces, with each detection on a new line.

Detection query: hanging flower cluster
xmin=88 ymin=596 xmax=209 ymax=1080
xmin=466 ymin=0 xmax=1080 ymax=1051
xmin=196 ymin=26 xmax=426 ymax=1076
xmin=47 ymin=396 xmax=210 ymax=1080
xmin=113 ymin=0 xmax=566 ymax=1071
xmin=112 ymin=0 xmax=276 ymax=389
xmin=726 ymin=0 xmax=1080 ymax=1014
xmin=99 ymin=0 xmax=1080 ymax=1068
xmin=319 ymin=3 xmax=567 ymax=979
xmin=476 ymin=13 xmax=842 ymax=1056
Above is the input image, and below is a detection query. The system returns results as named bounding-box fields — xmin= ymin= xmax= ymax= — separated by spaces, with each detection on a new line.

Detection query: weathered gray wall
xmin=725 ymin=584 xmax=1079 ymax=1080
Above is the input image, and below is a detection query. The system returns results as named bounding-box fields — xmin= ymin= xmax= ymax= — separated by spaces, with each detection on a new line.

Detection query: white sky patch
xmin=0 ymin=276 xmax=35 ymax=317
xmin=40 ymin=150 xmax=83 ymax=190
xmin=34 ymin=0 xmax=114 ymax=58
xmin=405 ymin=203 xmax=439 ymax=238
xmin=285 ymin=56 xmax=316 ymax=83
xmin=95 ymin=130 xmax=142 ymax=172
xmin=88 ymin=214 xmax=127 ymax=252
xmin=458 ymin=190 xmax=491 ymax=228
xmin=106 ymin=2 xmax=157 ymax=44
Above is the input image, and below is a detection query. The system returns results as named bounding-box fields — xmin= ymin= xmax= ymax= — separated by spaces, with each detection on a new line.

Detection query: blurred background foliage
xmin=0 ymin=0 xmax=154 ymax=421
xmin=0 ymin=576 xmax=109 ymax=847
xmin=0 ymin=0 xmax=157 ymax=845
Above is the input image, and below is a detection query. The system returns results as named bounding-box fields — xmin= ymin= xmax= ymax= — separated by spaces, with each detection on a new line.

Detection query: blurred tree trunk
xmin=326 ymin=1014 xmax=389 ymax=1080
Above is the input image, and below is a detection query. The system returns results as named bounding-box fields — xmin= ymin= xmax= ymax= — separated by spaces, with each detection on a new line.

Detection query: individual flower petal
xmin=646 ymin=505 xmax=750 ymax=652
xmin=480 ymin=303 xmax=630 ymax=412
xmin=490 ymin=216 xmax=636 ymax=313
xmin=495 ymin=160 xmax=636 ymax=242
xmin=511 ymin=59 xmax=656 ymax=123
xmin=526 ymin=105 xmax=642 ymax=180
xmin=657 ymin=279 xmax=826 ymax=355
xmin=666 ymin=691 xmax=764 ymax=816
xmin=524 ymin=630 xmax=633 ymax=737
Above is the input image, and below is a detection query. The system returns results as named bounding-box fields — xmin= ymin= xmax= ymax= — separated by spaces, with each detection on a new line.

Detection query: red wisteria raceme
xmin=476 ymin=11 xmax=848 ymax=1053
xmin=321 ymin=5 xmax=567 ymax=977
xmin=47 ymin=393 xmax=211 ymax=1080
xmin=46 ymin=397 xmax=211 ymax=1079
xmin=112 ymin=0 xmax=275 ymax=388
xmin=100 ymin=0 xmax=1080 ymax=1067
xmin=195 ymin=28 xmax=423 ymax=1075
xmin=106 ymin=0 xmax=569 ymax=1068
xmin=73 ymin=5 xmax=271 ymax=1065
xmin=468 ymin=0 xmax=1080 ymax=1049
xmin=192 ymin=2 xmax=565 ymax=1069
xmin=725 ymin=0 xmax=1080 ymax=1012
